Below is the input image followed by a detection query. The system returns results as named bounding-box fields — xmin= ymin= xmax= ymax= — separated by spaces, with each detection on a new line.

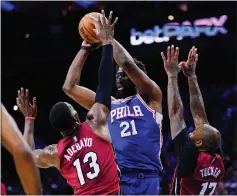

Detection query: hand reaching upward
xmin=89 ymin=10 xmax=118 ymax=45
xmin=161 ymin=45 xmax=181 ymax=77
xmin=180 ymin=46 xmax=198 ymax=78
xmin=16 ymin=88 xmax=37 ymax=117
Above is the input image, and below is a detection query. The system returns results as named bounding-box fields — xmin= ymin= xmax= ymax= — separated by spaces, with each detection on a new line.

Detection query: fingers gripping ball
xmin=78 ymin=12 xmax=102 ymax=44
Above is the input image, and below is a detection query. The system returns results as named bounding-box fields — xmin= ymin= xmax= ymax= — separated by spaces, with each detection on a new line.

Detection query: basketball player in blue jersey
xmin=63 ymin=11 xmax=163 ymax=195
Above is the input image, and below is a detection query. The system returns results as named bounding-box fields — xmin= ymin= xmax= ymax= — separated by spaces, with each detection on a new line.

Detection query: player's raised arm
xmin=86 ymin=10 xmax=117 ymax=141
xmin=181 ymin=47 xmax=209 ymax=127
xmin=62 ymin=41 xmax=96 ymax=110
xmin=1 ymin=104 xmax=42 ymax=195
xmin=112 ymin=39 xmax=162 ymax=112
xmin=16 ymin=88 xmax=60 ymax=169
xmin=161 ymin=45 xmax=186 ymax=139
xmin=16 ymin=88 xmax=37 ymax=150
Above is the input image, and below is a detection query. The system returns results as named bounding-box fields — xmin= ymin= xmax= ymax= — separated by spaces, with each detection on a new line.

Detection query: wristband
xmin=25 ymin=117 xmax=35 ymax=120
xmin=81 ymin=46 xmax=92 ymax=52
xmin=81 ymin=43 xmax=102 ymax=52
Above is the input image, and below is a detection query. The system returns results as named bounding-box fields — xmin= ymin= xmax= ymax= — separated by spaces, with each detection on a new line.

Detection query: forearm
xmin=168 ymin=76 xmax=184 ymax=118
xmin=63 ymin=49 xmax=89 ymax=91
xmin=95 ymin=44 xmax=114 ymax=110
xmin=13 ymin=148 xmax=42 ymax=194
xmin=112 ymin=39 xmax=134 ymax=70
xmin=168 ymin=76 xmax=186 ymax=139
xmin=188 ymin=76 xmax=209 ymax=126
xmin=23 ymin=119 xmax=35 ymax=150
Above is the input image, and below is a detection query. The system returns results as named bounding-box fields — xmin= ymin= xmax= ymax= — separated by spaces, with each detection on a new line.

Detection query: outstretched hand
xmin=89 ymin=10 xmax=118 ymax=44
xmin=16 ymin=88 xmax=37 ymax=117
xmin=180 ymin=46 xmax=198 ymax=78
xmin=161 ymin=45 xmax=181 ymax=77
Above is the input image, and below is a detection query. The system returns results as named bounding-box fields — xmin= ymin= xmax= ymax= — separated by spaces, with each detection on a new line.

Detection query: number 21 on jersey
xmin=73 ymin=151 xmax=100 ymax=186
xmin=120 ymin=120 xmax=138 ymax=137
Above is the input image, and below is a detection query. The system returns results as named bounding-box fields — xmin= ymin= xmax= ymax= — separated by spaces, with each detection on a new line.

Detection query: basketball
xmin=78 ymin=12 xmax=102 ymax=44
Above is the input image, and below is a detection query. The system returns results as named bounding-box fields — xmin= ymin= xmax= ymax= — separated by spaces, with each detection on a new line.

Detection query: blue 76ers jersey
xmin=107 ymin=94 xmax=163 ymax=173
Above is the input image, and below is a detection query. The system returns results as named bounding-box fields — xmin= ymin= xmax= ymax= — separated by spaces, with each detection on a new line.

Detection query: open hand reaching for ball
xmin=89 ymin=10 xmax=118 ymax=45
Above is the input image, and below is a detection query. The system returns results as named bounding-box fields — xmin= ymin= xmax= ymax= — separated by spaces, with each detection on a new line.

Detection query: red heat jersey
xmin=57 ymin=122 xmax=119 ymax=195
xmin=171 ymin=152 xmax=225 ymax=195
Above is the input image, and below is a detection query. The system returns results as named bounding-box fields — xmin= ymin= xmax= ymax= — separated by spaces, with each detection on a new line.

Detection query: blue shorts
xmin=120 ymin=171 xmax=161 ymax=195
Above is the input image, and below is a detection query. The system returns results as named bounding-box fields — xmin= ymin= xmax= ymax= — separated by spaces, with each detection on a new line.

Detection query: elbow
xmin=13 ymin=144 xmax=32 ymax=160
xmin=62 ymin=77 xmax=77 ymax=93
xmin=193 ymin=117 xmax=209 ymax=127
xmin=62 ymin=84 xmax=72 ymax=94
xmin=116 ymin=59 xmax=131 ymax=70
xmin=169 ymin=104 xmax=184 ymax=119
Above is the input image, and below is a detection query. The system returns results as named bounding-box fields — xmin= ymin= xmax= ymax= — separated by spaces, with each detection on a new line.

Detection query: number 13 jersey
xmin=57 ymin=122 xmax=120 ymax=195
xmin=107 ymin=94 xmax=163 ymax=173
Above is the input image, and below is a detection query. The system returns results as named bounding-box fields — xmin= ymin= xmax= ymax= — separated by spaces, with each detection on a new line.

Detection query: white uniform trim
xmin=136 ymin=93 xmax=163 ymax=155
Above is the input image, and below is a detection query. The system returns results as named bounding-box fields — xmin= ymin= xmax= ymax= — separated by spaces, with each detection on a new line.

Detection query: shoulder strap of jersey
xmin=136 ymin=93 xmax=163 ymax=124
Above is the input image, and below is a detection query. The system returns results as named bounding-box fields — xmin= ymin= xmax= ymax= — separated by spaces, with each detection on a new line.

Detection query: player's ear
xmin=195 ymin=140 xmax=202 ymax=148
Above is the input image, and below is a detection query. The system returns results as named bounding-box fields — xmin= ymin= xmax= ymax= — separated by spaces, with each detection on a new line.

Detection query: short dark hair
xmin=116 ymin=58 xmax=147 ymax=74
xmin=133 ymin=58 xmax=147 ymax=74
xmin=49 ymin=102 xmax=74 ymax=132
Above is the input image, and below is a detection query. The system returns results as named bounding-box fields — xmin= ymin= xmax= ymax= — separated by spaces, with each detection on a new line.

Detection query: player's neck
xmin=61 ymin=124 xmax=78 ymax=138
xmin=198 ymin=148 xmax=215 ymax=156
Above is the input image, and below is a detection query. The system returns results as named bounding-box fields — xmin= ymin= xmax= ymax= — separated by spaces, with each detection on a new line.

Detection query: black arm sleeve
xmin=173 ymin=127 xmax=199 ymax=177
xmin=172 ymin=127 xmax=190 ymax=157
xmin=95 ymin=44 xmax=114 ymax=110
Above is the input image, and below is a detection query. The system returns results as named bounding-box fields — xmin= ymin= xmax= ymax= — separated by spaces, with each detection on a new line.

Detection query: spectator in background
xmin=216 ymin=181 xmax=228 ymax=195
xmin=225 ymin=167 xmax=237 ymax=195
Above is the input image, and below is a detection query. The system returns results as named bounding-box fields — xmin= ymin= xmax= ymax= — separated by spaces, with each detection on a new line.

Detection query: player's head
xmin=115 ymin=58 xmax=147 ymax=98
xmin=49 ymin=102 xmax=79 ymax=136
xmin=189 ymin=124 xmax=221 ymax=154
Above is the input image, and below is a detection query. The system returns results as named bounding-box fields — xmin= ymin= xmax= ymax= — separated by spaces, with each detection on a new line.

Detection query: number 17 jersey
xmin=107 ymin=94 xmax=163 ymax=173
xmin=57 ymin=122 xmax=119 ymax=195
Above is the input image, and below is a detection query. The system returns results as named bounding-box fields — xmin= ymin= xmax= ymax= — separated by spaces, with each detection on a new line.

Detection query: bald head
xmin=197 ymin=124 xmax=221 ymax=153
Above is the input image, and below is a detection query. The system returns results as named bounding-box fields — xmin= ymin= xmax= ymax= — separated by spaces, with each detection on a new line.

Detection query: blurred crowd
xmin=1 ymin=85 xmax=236 ymax=195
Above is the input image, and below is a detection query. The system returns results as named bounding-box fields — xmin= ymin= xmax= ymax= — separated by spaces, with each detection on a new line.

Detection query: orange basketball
xmin=78 ymin=12 xmax=102 ymax=44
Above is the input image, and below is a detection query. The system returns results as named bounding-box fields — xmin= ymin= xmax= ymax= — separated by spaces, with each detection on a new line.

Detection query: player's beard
xmin=116 ymin=76 xmax=137 ymax=99
xmin=116 ymin=85 xmax=137 ymax=99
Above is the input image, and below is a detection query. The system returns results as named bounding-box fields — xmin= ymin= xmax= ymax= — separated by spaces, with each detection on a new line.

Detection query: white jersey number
xmin=199 ymin=182 xmax=217 ymax=195
xmin=73 ymin=151 xmax=100 ymax=186
xmin=120 ymin=120 xmax=138 ymax=137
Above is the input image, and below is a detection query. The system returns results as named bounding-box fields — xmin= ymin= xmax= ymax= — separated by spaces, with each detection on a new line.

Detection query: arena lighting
xmin=25 ymin=33 xmax=30 ymax=39
xmin=13 ymin=105 xmax=18 ymax=111
xmin=168 ymin=15 xmax=174 ymax=21
xmin=179 ymin=3 xmax=188 ymax=12
xmin=1 ymin=1 xmax=15 ymax=12
xmin=130 ymin=15 xmax=228 ymax=46
xmin=73 ymin=1 xmax=96 ymax=9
